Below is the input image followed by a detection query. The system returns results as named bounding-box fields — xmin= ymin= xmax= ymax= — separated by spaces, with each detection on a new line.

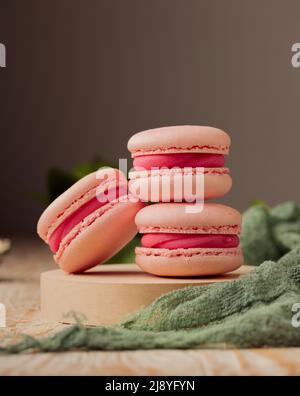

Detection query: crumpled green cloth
xmin=1 ymin=201 xmax=300 ymax=353
xmin=241 ymin=201 xmax=300 ymax=265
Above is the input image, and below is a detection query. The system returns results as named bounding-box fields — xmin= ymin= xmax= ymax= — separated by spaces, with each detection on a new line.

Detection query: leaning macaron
xmin=128 ymin=125 xmax=232 ymax=202
xmin=37 ymin=168 xmax=144 ymax=273
xmin=135 ymin=203 xmax=244 ymax=277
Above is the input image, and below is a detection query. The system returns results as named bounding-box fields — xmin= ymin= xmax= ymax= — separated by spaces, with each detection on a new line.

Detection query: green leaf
xmin=105 ymin=236 xmax=140 ymax=264
xmin=71 ymin=158 xmax=116 ymax=180
xmin=250 ymin=199 xmax=269 ymax=209
xmin=32 ymin=158 xmax=117 ymax=204
xmin=46 ymin=168 xmax=77 ymax=203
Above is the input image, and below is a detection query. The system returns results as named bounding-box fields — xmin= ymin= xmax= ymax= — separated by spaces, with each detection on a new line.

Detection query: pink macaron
xmin=135 ymin=203 xmax=244 ymax=277
xmin=128 ymin=125 xmax=232 ymax=202
xmin=37 ymin=168 xmax=144 ymax=273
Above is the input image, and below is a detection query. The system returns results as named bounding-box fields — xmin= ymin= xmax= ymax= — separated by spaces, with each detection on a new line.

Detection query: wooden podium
xmin=41 ymin=263 xmax=252 ymax=326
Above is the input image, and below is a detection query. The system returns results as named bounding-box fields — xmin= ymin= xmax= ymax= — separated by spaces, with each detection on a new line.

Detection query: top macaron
xmin=128 ymin=125 xmax=230 ymax=157
xmin=128 ymin=125 xmax=232 ymax=202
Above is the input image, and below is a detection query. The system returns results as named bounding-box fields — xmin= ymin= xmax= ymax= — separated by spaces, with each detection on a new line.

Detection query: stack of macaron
xmin=37 ymin=125 xmax=243 ymax=278
xmin=128 ymin=125 xmax=244 ymax=276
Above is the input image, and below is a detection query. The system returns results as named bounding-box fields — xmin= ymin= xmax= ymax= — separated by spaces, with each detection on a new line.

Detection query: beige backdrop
xmin=0 ymin=0 xmax=299 ymax=233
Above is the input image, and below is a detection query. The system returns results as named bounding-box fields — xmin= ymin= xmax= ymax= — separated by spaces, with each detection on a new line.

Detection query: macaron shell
xmin=37 ymin=168 xmax=127 ymax=241
xmin=129 ymin=170 xmax=232 ymax=202
xmin=57 ymin=200 xmax=144 ymax=273
xmin=135 ymin=202 xmax=241 ymax=233
xmin=128 ymin=125 xmax=231 ymax=156
xmin=135 ymin=247 xmax=244 ymax=277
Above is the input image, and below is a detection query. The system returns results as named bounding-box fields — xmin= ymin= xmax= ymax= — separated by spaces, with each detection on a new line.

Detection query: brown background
xmin=0 ymin=0 xmax=299 ymax=235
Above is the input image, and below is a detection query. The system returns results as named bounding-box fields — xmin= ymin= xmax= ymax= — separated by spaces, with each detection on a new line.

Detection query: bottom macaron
xmin=134 ymin=202 xmax=244 ymax=277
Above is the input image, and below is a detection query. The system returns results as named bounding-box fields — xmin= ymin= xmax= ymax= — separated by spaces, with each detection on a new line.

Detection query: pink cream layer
xmin=49 ymin=186 xmax=127 ymax=253
xmin=133 ymin=153 xmax=225 ymax=170
xmin=141 ymin=233 xmax=239 ymax=250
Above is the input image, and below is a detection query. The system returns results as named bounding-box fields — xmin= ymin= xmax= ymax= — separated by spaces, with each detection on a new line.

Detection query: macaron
xmin=37 ymin=168 xmax=144 ymax=273
xmin=128 ymin=125 xmax=232 ymax=202
xmin=135 ymin=203 xmax=244 ymax=277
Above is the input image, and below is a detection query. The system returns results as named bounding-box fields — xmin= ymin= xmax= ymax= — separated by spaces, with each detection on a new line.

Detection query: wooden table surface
xmin=0 ymin=237 xmax=300 ymax=376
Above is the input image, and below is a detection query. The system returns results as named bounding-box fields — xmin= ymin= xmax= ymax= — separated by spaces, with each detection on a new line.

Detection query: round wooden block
xmin=40 ymin=264 xmax=253 ymax=326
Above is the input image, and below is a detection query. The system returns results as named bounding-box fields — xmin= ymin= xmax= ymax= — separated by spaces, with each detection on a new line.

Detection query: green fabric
xmin=1 ymin=201 xmax=300 ymax=353
xmin=241 ymin=201 xmax=300 ymax=265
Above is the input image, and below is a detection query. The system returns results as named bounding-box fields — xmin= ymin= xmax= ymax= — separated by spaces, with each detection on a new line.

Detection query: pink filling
xmin=133 ymin=153 xmax=225 ymax=170
xmin=49 ymin=186 xmax=127 ymax=253
xmin=141 ymin=233 xmax=239 ymax=250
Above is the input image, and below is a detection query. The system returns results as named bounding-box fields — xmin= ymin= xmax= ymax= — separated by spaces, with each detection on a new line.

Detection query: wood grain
xmin=41 ymin=264 xmax=253 ymax=325
xmin=0 ymin=237 xmax=300 ymax=376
